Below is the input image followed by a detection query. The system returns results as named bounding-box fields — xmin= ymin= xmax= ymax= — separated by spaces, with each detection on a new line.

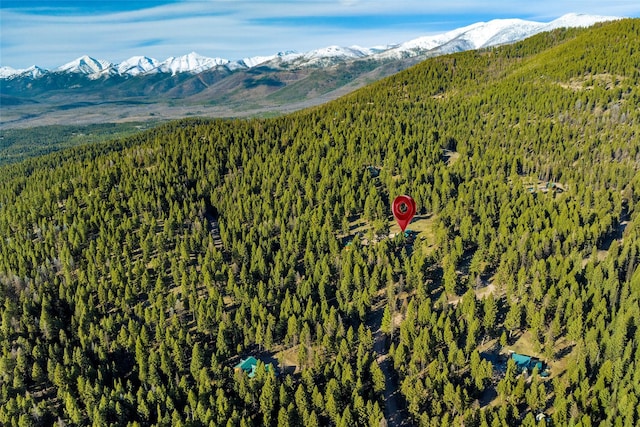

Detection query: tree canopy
xmin=1 ymin=19 xmax=639 ymax=426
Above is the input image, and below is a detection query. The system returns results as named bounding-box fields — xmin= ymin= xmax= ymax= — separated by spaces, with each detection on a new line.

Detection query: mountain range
xmin=0 ymin=13 xmax=618 ymax=79
xmin=0 ymin=13 xmax=620 ymax=129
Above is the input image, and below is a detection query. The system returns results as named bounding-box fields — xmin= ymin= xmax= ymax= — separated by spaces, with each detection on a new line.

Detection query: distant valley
xmin=0 ymin=57 xmax=413 ymax=129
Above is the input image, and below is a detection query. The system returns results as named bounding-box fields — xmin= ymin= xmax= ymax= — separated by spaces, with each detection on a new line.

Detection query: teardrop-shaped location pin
xmin=392 ymin=195 xmax=416 ymax=232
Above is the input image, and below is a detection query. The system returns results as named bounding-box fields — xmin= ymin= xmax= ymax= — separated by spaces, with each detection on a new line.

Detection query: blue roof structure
xmin=510 ymin=352 xmax=549 ymax=376
xmin=234 ymin=356 xmax=273 ymax=378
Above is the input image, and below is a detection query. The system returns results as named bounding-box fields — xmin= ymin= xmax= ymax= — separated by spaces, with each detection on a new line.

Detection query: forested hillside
xmin=0 ymin=123 xmax=157 ymax=167
xmin=1 ymin=19 xmax=639 ymax=426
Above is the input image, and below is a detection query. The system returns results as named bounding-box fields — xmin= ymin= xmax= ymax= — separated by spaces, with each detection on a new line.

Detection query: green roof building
xmin=510 ymin=352 xmax=549 ymax=377
xmin=234 ymin=356 xmax=273 ymax=378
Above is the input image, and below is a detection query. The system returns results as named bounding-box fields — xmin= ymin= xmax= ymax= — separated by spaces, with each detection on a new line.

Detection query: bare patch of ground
xmin=443 ymin=149 xmax=461 ymax=165
xmin=554 ymin=73 xmax=627 ymax=91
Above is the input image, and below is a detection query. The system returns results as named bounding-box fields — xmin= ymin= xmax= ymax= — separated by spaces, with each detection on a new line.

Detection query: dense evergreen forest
xmin=1 ymin=19 xmax=640 ymax=426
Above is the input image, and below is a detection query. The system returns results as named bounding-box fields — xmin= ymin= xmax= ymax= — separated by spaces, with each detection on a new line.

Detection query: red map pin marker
xmin=392 ymin=195 xmax=416 ymax=232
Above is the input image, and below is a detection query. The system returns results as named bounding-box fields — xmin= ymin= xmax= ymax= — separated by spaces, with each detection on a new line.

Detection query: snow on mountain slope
xmin=480 ymin=20 xmax=544 ymax=48
xmin=377 ymin=13 xmax=618 ymax=59
xmin=230 ymin=51 xmax=303 ymax=70
xmin=118 ymin=56 xmax=160 ymax=76
xmin=153 ymin=52 xmax=229 ymax=75
xmin=262 ymin=45 xmax=376 ymax=69
xmin=0 ymin=65 xmax=47 ymax=79
xmin=376 ymin=19 xmax=530 ymax=59
xmin=235 ymin=54 xmax=280 ymax=69
xmin=394 ymin=23 xmax=481 ymax=53
xmin=545 ymin=12 xmax=619 ymax=30
xmin=456 ymin=19 xmax=542 ymax=48
xmin=303 ymin=45 xmax=370 ymax=59
xmin=351 ymin=45 xmax=391 ymax=55
xmin=0 ymin=66 xmax=17 ymax=79
xmin=57 ymin=55 xmax=113 ymax=75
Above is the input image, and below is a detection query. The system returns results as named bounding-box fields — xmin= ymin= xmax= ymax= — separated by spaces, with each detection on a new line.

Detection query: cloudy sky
xmin=1 ymin=0 xmax=639 ymax=69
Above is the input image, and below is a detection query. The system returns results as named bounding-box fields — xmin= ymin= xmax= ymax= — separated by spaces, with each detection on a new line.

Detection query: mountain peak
xmin=154 ymin=52 xmax=230 ymax=75
xmin=546 ymin=12 xmax=621 ymax=29
xmin=117 ymin=56 xmax=160 ymax=76
xmin=0 ymin=65 xmax=47 ymax=79
xmin=378 ymin=13 xmax=619 ymax=59
xmin=57 ymin=55 xmax=113 ymax=75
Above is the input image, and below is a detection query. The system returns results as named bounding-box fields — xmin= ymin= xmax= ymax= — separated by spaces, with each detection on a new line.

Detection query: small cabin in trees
xmin=404 ymin=229 xmax=417 ymax=241
xmin=367 ymin=166 xmax=380 ymax=178
xmin=234 ymin=356 xmax=274 ymax=378
xmin=510 ymin=352 xmax=550 ymax=377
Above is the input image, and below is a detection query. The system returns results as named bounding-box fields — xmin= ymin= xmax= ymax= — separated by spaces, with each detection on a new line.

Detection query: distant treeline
xmin=0 ymin=122 xmax=159 ymax=166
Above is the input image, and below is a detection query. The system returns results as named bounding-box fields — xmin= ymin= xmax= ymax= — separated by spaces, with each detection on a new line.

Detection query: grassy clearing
xmin=274 ymin=346 xmax=300 ymax=374
xmin=546 ymin=336 xmax=574 ymax=376
xmin=341 ymin=213 xmax=439 ymax=255
xmin=507 ymin=331 xmax=544 ymax=358
xmin=504 ymin=332 xmax=573 ymax=378
xmin=443 ymin=150 xmax=461 ymax=165
xmin=400 ymin=214 xmax=438 ymax=256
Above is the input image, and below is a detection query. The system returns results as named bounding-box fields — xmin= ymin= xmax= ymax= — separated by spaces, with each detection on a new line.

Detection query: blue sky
xmin=1 ymin=1 xmax=639 ymax=69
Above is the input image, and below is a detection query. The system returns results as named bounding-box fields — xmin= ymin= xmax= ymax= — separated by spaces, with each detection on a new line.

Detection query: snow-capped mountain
xmin=0 ymin=65 xmax=47 ymax=79
xmin=235 ymin=53 xmax=282 ymax=69
xmin=57 ymin=55 xmax=113 ymax=76
xmin=0 ymin=13 xmax=620 ymax=80
xmin=117 ymin=56 xmax=159 ymax=76
xmin=262 ymin=45 xmax=377 ymax=69
xmin=152 ymin=52 xmax=229 ymax=75
xmin=378 ymin=18 xmax=543 ymax=59
xmin=379 ymin=13 xmax=619 ymax=59
xmin=543 ymin=12 xmax=617 ymax=30
xmin=285 ymin=45 xmax=390 ymax=65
